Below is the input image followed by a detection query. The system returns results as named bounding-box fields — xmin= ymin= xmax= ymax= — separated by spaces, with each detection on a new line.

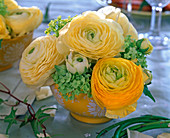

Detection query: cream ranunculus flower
xmin=5 ymin=6 xmax=43 ymax=36
xmin=65 ymin=51 xmax=89 ymax=74
xmin=61 ymin=11 xmax=124 ymax=60
xmin=98 ymin=6 xmax=138 ymax=40
xmin=55 ymin=23 xmax=70 ymax=56
xmin=19 ymin=35 xmax=65 ymax=88
xmin=4 ymin=0 xmax=20 ymax=10
xmin=0 ymin=15 xmax=10 ymax=39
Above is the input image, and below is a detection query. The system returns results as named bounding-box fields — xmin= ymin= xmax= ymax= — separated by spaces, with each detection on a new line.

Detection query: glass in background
xmin=139 ymin=0 xmax=170 ymax=50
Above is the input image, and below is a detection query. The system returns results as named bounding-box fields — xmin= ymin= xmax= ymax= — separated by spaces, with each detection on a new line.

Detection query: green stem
xmin=0 ymin=39 xmax=3 ymax=49
xmin=120 ymin=120 xmax=170 ymax=137
xmin=96 ymin=115 xmax=169 ymax=138
xmin=112 ymin=119 xmax=156 ymax=138
xmin=43 ymin=2 xmax=51 ymax=23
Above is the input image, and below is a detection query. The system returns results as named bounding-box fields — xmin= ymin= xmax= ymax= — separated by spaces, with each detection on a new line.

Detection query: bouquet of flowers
xmin=19 ymin=6 xmax=154 ymax=119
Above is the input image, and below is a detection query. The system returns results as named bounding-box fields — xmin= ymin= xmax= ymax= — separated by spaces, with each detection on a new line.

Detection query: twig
xmin=0 ymin=81 xmax=47 ymax=137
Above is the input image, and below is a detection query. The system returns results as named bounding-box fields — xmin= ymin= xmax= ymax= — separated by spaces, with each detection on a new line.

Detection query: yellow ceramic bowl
xmin=0 ymin=32 xmax=33 ymax=72
xmin=51 ymin=84 xmax=111 ymax=124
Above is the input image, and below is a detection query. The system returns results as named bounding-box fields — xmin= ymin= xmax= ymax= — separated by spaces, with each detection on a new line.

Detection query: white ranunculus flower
xmin=66 ymin=51 xmax=89 ymax=74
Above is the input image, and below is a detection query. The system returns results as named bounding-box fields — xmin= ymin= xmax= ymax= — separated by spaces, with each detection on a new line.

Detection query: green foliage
xmin=0 ymin=98 xmax=4 ymax=105
xmin=45 ymin=16 xmax=74 ymax=37
xmin=30 ymin=120 xmax=41 ymax=137
xmin=0 ymin=39 xmax=3 ymax=49
xmin=3 ymin=102 xmax=56 ymax=136
xmin=120 ymin=35 xmax=148 ymax=68
xmin=4 ymin=107 xmax=17 ymax=134
xmin=19 ymin=114 xmax=30 ymax=128
xmin=52 ymin=65 xmax=92 ymax=101
xmin=19 ymin=105 xmax=57 ymax=137
xmin=23 ymin=95 xmax=29 ymax=103
xmin=0 ymin=83 xmax=55 ymax=137
xmin=143 ymin=85 xmax=156 ymax=102
xmin=0 ymin=0 xmax=8 ymax=16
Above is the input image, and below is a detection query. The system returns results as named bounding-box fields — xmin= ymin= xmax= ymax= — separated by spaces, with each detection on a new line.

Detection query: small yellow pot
xmin=51 ymin=84 xmax=112 ymax=124
xmin=0 ymin=32 xmax=33 ymax=72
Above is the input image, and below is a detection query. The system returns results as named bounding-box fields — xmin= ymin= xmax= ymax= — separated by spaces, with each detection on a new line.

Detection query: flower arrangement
xmin=0 ymin=0 xmax=43 ymax=40
xmin=19 ymin=6 xmax=154 ymax=119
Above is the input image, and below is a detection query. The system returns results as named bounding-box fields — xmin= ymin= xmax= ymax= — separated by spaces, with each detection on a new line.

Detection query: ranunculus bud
xmin=143 ymin=68 xmax=152 ymax=85
xmin=140 ymin=38 xmax=153 ymax=55
xmin=65 ymin=51 xmax=89 ymax=74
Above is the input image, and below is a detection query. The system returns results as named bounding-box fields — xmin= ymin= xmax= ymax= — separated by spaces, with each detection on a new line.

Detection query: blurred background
xmin=15 ymin=0 xmax=170 ymax=38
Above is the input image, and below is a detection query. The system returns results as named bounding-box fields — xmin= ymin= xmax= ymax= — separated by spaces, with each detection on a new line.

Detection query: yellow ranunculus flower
xmin=4 ymin=0 xmax=20 ymax=10
xmin=140 ymin=38 xmax=153 ymax=54
xmin=61 ymin=11 xmax=124 ymax=60
xmin=0 ymin=15 xmax=10 ymax=39
xmin=5 ymin=6 xmax=43 ymax=36
xmin=91 ymin=58 xmax=144 ymax=118
xmin=19 ymin=35 xmax=64 ymax=88
xmin=98 ymin=6 xmax=138 ymax=40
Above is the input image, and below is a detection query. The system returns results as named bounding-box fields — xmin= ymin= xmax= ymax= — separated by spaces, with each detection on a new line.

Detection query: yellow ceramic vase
xmin=0 ymin=32 xmax=33 ymax=72
xmin=51 ymin=84 xmax=111 ymax=124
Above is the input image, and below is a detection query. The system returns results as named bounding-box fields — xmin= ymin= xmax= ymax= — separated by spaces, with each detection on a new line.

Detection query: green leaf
xmin=35 ymin=105 xmax=46 ymax=118
xmin=23 ymin=95 xmax=29 ymax=103
xmin=15 ymin=101 xmax=19 ymax=105
xmin=35 ymin=106 xmax=57 ymax=119
xmin=19 ymin=114 xmax=31 ymax=128
xmin=0 ymin=39 xmax=3 ymax=49
xmin=143 ymin=85 xmax=156 ymax=102
xmin=0 ymin=98 xmax=4 ymax=105
xmin=140 ymin=47 xmax=149 ymax=53
xmin=136 ymin=39 xmax=144 ymax=48
xmin=4 ymin=107 xmax=17 ymax=134
xmin=30 ymin=120 xmax=40 ymax=137
xmin=39 ymin=117 xmax=49 ymax=125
